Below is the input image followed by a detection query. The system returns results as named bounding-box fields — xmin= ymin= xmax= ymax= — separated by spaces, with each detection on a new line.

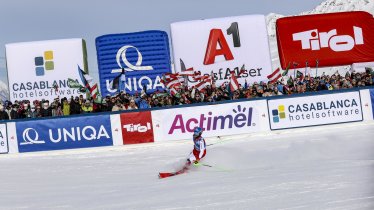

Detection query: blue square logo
xmin=272 ymin=109 xmax=278 ymax=116
xmin=36 ymin=67 xmax=45 ymax=76
xmin=35 ymin=57 xmax=44 ymax=66
xmin=273 ymin=116 xmax=279 ymax=123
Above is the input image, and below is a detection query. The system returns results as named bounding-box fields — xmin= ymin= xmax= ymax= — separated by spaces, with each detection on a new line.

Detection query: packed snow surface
xmin=0 ymin=122 xmax=374 ymax=209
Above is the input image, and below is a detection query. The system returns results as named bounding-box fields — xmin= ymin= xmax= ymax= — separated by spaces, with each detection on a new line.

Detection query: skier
xmin=159 ymin=127 xmax=207 ymax=179
xmin=187 ymin=127 xmax=206 ymax=165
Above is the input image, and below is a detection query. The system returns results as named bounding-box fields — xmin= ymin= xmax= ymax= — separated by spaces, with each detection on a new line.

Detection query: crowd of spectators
xmin=0 ymin=70 xmax=373 ymax=121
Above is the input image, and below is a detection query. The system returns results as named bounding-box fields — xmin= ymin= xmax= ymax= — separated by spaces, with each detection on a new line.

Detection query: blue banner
xmin=16 ymin=115 xmax=113 ymax=153
xmin=370 ymin=89 xmax=374 ymax=119
xmin=96 ymin=30 xmax=172 ymax=96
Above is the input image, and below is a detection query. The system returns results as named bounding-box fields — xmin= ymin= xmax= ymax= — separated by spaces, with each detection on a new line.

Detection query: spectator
xmin=127 ymin=99 xmax=138 ymax=110
xmin=81 ymin=100 xmax=93 ymax=113
xmin=70 ymin=97 xmax=81 ymax=115
xmin=52 ymin=102 xmax=64 ymax=116
xmin=135 ymin=93 xmax=150 ymax=109
xmin=10 ymin=104 xmax=19 ymax=119
xmin=40 ymin=101 xmax=52 ymax=117
xmin=112 ymin=100 xmax=125 ymax=111
xmin=29 ymin=105 xmax=38 ymax=118
xmin=0 ymin=103 xmax=9 ymax=120
xmin=62 ymin=99 xmax=70 ymax=116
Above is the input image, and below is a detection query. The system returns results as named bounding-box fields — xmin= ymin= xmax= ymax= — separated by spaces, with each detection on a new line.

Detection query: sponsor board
xmin=276 ymin=11 xmax=374 ymax=69
xmin=5 ymin=38 xmax=88 ymax=102
xmin=16 ymin=115 xmax=113 ymax=152
xmin=120 ymin=111 xmax=154 ymax=144
xmin=171 ymin=15 xmax=272 ymax=86
xmin=96 ymin=31 xmax=172 ymax=96
xmin=152 ymin=100 xmax=269 ymax=141
xmin=0 ymin=124 xmax=8 ymax=154
xmin=268 ymin=92 xmax=363 ymax=130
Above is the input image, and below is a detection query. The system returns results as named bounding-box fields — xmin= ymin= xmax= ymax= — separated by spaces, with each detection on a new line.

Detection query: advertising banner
xmin=152 ymin=100 xmax=269 ymax=142
xmin=96 ymin=31 xmax=172 ymax=96
xmin=6 ymin=38 xmax=88 ymax=102
xmin=171 ymin=15 xmax=272 ymax=86
xmin=16 ymin=115 xmax=113 ymax=153
xmin=268 ymin=92 xmax=363 ymax=130
xmin=370 ymin=89 xmax=374 ymax=120
xmin=276 ymin=11 xmax=374 ymax=69
xmin=0 ymin=124 xmax=8 ymax=154
xmin=120 ymin=111 xmax=154 ymax=144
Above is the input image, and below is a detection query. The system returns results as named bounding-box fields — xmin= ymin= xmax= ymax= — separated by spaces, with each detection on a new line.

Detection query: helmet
xmin=193 ymin=127 xmax=203 ymax=137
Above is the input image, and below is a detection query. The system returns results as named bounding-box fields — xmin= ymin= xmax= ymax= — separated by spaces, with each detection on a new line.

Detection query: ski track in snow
xmin=0 ymin=122 xmax=374 ymax=209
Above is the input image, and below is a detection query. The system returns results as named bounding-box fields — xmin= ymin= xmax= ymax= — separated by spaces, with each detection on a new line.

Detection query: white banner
xmin=171 ymin=15 xmax=272 ymax=87
xmin=6 ymin=38 xmax=87 ymax=102
xmin=0 ymin=124 xmax=8 ymax=154
xmin=268 ymin=92 xmax=363 ymax=130
xmin=151 ymin=100 xmax=269 ymax=142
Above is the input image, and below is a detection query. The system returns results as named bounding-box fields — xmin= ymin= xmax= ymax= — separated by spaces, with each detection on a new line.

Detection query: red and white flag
xmin=267 ymin=68 xmax=282 ymax=83
xmin=229 ymin=71 xmax=239 ymax=92
xmin=178 ymin=67 xmax=195 ymax=76
xmin=194 ymin=76 xmax=212 ymax=92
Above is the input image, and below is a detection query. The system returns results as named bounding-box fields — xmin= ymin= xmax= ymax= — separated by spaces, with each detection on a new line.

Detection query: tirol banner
xmin=267 ymin=91 xmax=363 ymax=130
xmin=5 ymin=39 xmax=88 ymax=102
xmin=151 ymin=100 xmax=269 ymax=142
xmin=16 ymin=115 xmax=113 ymax=153
xmin=96 ymin=31 xmax=172 ymax=96
xmin=120 ymin=111 xmax=154 ymax=144
xmin=276 ymin=11 xmax=374 ymax=69
xmin=0 ymin=124 xmax=8 ymax=154
xmin=171 ymin=15 xmax=273 ymax=87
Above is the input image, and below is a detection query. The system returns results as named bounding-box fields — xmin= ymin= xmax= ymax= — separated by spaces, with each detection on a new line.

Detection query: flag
xmin=267 ymin=68 xmax=282 ymax=84
xmin=53 ymin=83 xmax=59 ymax=92
xmin=193 ymin=76 xmax=212 ymax=92
xmin=78 ymin=65 xmax=99 ymax=99
xmin=229 ymin=71 xmax=239 ymax=92
xmin=345 ymin=71 xmax=351 ymax=78
xmin=296 ymin=70 xmax=304 ymax=81
xmin=67 ymin=78 xmax=82 ymax=88
xmin=282 ymin=62 xmax=291 ymax=76
xmin=178 ymin=67 xmax=195 ymax=76
xmin=287 ymin=76 xmax=294 ymax=86
xmin=162 ymin=73 xmax=182 ymax=89
xmin=239 ymin=64 xmax=246 ymax=76
xmin=111 ymin=68 xmax=126 ymax=91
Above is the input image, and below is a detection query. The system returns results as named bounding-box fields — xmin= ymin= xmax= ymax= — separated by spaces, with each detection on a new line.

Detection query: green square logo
xmin=45 ymin=61 xmax=54 ymax=70
xmin=279 ymin=112 xmax=286 ymax=119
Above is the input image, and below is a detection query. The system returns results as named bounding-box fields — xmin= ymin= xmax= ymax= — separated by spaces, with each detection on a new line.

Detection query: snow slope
xmin=0 ymin=121 xmax=373 ymax=209
xmin=267 ymin=0 xmax=374 ymax=74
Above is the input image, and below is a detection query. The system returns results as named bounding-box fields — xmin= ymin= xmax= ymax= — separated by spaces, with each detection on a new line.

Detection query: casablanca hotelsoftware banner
xmin=5 ymin=38 xmax=88 ymax=102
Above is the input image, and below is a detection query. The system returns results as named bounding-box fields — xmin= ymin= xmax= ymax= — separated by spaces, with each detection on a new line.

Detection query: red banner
xmin=120 ymin=112 xmax=154 ymax=144
xmin=276 ymin=11 xmax=374 ymax=69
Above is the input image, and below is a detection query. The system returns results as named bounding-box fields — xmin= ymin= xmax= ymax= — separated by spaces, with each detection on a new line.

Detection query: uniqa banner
xmin=151 ymin=100 xmax=269 ymax=141
xmin=5 ymin=38 xmax=88 ymax=102
xmin=267 ymin=91 xmax=363 ymax=130
xmin=96 ymin=31 xmax=172 ymax=96
xmin=171 ymin=15 xmax=272 ymax=86
xmin=16 ymin=115 xmax=113 ymax=152
xmin=0 ymin=124 xmax=8 ymax=154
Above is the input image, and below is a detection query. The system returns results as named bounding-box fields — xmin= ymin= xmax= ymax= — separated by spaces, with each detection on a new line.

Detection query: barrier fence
xmin=1 ymin=88 xmax=374 ymax=154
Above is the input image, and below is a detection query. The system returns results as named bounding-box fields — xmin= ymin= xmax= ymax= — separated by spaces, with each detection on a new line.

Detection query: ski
xmin=158 ymin=166 xmax=189 ymax=179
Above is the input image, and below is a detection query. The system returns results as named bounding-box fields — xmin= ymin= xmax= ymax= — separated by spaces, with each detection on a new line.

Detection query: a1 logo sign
xmin=204 ymin=22 xmax=241 ymax=65
xmin=293 ymin=26 xmax=363 ymax=52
